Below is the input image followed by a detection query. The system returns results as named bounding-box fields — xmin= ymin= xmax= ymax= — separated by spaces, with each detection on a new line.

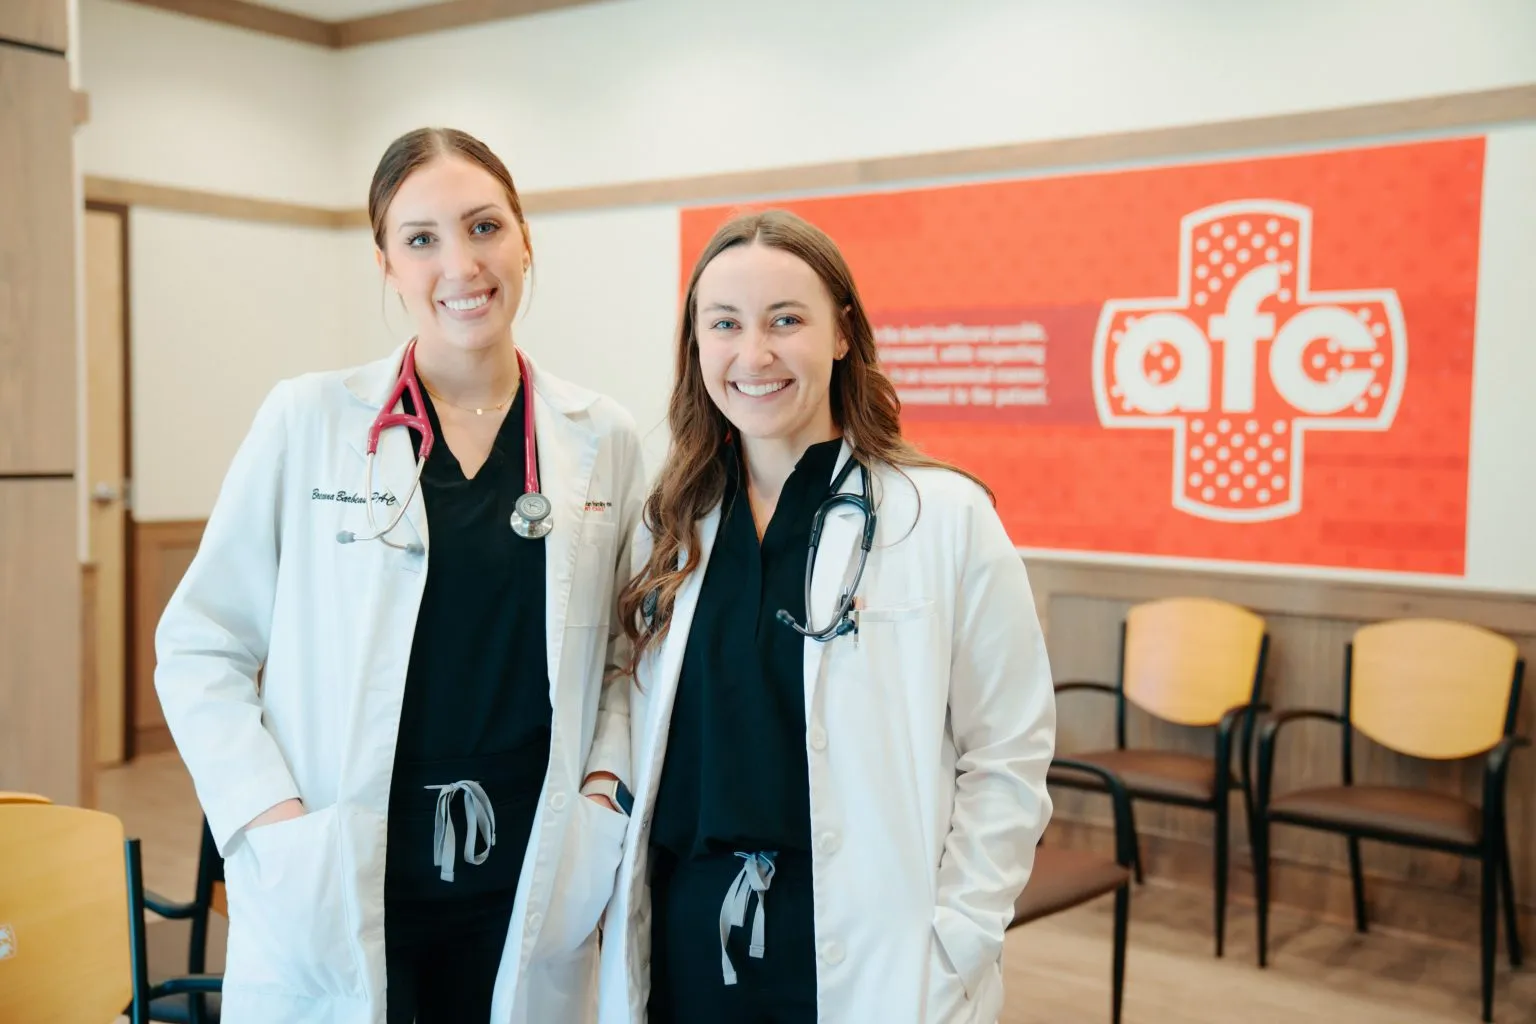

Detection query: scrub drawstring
xmin=425 ymin=780 xmax=496 ymax=883
xmin=719 ymin=851 xmax=776 ymax=985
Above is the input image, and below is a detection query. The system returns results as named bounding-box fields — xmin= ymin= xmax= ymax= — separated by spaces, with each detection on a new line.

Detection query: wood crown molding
xmin=83 ymin=82 xmax=1536 ymax=228
xmin=83 ymin=175 xmax=354 ymax=229
xmin=115 ymin=0 xmax=613 ymax=49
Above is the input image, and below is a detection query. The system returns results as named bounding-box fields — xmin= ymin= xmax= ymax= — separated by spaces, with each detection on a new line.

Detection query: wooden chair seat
xmin=1013 ymin=845 xmax=1134 ymax=926
xmin=1065 ymin=748 xmax=1237 ymax=805
xmin=1268 ymin=785 xmax=1481 ymax=849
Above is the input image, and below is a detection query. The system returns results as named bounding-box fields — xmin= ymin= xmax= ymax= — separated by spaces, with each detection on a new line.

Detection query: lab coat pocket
xmin=222 ymin=805 xmax=361 ymax=997
xmin=856 ymin=598 xmax=934 ymax=623
xmin=567 ymin=520 xmax=619 ymax=628
xmin=923 ymin=921 xmax=973 ymax=1022
xmin=537 ymin=795 xmax=630 ymax=956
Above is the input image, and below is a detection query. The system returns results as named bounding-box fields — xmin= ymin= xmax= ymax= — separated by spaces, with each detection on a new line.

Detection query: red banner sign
xmin=680 ymin=138 xmax=1484 ymax=575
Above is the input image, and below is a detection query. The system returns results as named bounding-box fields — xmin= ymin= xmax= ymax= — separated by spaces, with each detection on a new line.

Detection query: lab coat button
xmin=818 ymin=831 xmax=840 ymax=854
xmin=809 ymin=726 xmax=828 ymax=751
xmin=550 ymin=792 xmax=567 ymax=811
xmin=820 ymin=941 xmax=844 ymax=965
xmin=527 ymin=912 xmax=543 ymax=932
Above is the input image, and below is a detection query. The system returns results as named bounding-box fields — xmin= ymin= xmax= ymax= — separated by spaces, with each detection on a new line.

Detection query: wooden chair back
xmin=0 ymin=803 xmax=132 ymax=1022
xmin=1349 ymin=618 xmax=1521 ymax=760
xmin=1122 ymin=597 xmax=1266 ymax=726
xmin=0 ymin=791 xmax=51 ymax=804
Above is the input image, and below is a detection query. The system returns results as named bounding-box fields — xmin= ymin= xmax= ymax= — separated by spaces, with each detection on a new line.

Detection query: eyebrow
xmin=702 ymin=300 xmax=811 ymax=314
xmin=397 ymin=204 xmax=501 ymax=231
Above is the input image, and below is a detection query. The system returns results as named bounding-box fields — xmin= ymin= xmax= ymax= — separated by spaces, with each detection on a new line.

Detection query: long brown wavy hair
xmin=616 ymin=208 xmax=993 ymax=672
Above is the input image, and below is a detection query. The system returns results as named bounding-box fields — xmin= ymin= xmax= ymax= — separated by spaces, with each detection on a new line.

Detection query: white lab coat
xmin=596 ymin=445 xmax=1057 ymax=1024
xmin=154 ymin=342 xmax=645 ymax=1024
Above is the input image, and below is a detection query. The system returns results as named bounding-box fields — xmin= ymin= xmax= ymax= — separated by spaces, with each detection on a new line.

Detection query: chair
xmin=132 ymin=817 xmax=225 ymax=1023
xmin=1049 ymin=596 xmax=1269 ymax=956
xmin=125 ymin=835 xmax=224 ymax=1024
xmin=1255 ymin=618 xmax=1527 ymax=1023
xmin=0 ymin=791 xmax=52 ymax=804
xmin=0 ymin=802 xmax=133 ymax=1023
xmin=1010 ymin=758 xmax=1137 ymax=1024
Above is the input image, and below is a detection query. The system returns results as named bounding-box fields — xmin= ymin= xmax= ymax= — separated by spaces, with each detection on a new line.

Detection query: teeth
xmin=443 ymin=293 xmax=490 ymax=311
xmin=735 ymin=380 xmax=790 ymax=397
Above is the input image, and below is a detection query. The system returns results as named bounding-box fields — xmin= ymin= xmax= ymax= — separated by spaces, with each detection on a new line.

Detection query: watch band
xmin=582 ymin=777 xmax=634 ymax=815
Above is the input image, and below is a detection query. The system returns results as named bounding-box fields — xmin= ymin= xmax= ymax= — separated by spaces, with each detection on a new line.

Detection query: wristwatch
xmin=581 ymin=776 xmax=634 ymax=815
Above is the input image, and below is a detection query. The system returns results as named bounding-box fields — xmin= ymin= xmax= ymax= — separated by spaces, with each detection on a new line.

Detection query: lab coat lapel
xmin=801 ymin=441 xmax=865 ymax=709
xmin=342 ymin=343 xmax=429 ymax=553
xmin=532 ymin=372 xmax=599 ymax=703
xmin=640 ymin=508 xmax=720 ymax=756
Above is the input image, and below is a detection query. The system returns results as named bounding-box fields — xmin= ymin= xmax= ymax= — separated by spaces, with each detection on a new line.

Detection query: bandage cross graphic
xmin=1091 ymin=200 xmax=1407 ymax=522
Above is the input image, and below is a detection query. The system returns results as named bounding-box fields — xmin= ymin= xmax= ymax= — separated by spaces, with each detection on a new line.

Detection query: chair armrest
xmin=1218 ymin=701 xmax=1271 ymax=735
xmin=1053 ymin=680 xmax=1117 ymax=698
xmin=1048 ymin=757 xmax=1137 ymax=869
xmin=142 ymin=889 xmax=198 ymax=920
xmin=1483 ymin=735 xmax=1529 ymax=821
xmin=1217 ymin=701 xmax=1272 ymax=795
xmin=1257 ymin=708 xmax=1345 ymax=809
xmin=151 ymin=974 xmax=224 ymax=997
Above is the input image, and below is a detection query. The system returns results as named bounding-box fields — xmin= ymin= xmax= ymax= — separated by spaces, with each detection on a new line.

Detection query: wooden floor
xmin=97 ymin=752 xmax=1536 ymax=1023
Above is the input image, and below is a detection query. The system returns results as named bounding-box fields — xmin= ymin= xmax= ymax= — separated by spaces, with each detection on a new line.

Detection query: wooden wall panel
xmin=0 ymin=481 xmax=80 ymax=803
xmin=0 ymin=43 xmax=76 ymax=474
xmin=130 ymin=520 xmax=204 ymax=755
xmin=0 ymin=0 xmax=67 ymax=52
xmin=1027 ymin=556 xmax=1536 ymax=946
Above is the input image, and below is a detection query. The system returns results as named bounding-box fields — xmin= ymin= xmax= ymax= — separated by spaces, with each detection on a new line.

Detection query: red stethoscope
xmin=335 ymin=338 xmax=552 ymax=553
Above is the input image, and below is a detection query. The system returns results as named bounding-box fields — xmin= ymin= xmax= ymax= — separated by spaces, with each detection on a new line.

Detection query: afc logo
xmin=1091 ymin=199 xmax=1407 ymax=522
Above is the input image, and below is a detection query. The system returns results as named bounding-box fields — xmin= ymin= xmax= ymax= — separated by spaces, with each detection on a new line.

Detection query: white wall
xmin=336 ymin=0 xmax=1536 ymax=195
xmin=76 ymin=0 xmax=354 ymax=522
xmin=77 ymin=0 xmax=1536 ymax=592
xmin=127 ymin=210 xmax=356 ymax=520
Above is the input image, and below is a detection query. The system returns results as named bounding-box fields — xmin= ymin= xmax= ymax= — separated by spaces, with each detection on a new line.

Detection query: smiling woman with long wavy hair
xmin=597 ymin=208 xmax=1057 ymax=1024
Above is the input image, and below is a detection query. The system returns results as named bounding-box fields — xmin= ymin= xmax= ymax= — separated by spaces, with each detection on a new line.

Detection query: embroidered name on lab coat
xmin=313 ymin=488 xmax=398 ymax=506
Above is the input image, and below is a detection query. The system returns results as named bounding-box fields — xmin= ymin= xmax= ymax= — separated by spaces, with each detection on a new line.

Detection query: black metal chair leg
xmin=1347 ymin=837 xmax=1368 ymax=933
xmin=1132 ymin=831 xmax=1144 ymax=885
xmin=1111 ymin=884 xmax=1129 ymax=1024
xmin=1214 ymin=800 xmax=1229 ymax=958
xmin=1502 ymin=830 xmax=1523 ymax=969
xmin=1482 ymin=852 xmax=1498 ymax=1023
xmin=1255 ymin=816 xmax=1270 ymax=968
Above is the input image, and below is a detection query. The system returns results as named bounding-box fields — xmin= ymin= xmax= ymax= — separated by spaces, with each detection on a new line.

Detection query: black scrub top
xmin=649 ymin=437 xmax=844 ymax=861
xmin=384 ymin=384 xmax=553 ymax=900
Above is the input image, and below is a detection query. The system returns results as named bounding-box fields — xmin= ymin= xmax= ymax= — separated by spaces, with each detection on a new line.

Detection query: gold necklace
xmin=420 ymin=377 xmax=518 ymax=416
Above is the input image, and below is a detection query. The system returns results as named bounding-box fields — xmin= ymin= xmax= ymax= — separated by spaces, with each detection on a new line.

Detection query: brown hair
xmin=616 ymin=208 xmax=993 ymax=672
xmin=367 ymin=127 xmax=532 ymax=263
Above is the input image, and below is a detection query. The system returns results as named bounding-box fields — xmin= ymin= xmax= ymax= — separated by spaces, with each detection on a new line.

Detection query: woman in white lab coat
xmin=596 ymin=209 xmax=1057 ymax=1024
xmin=155 ymin=127 xmax=643 ymax=1024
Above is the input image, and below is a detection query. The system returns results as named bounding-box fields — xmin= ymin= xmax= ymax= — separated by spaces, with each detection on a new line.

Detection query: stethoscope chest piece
xmin=511 ymin=490 xmax=554 ymax=539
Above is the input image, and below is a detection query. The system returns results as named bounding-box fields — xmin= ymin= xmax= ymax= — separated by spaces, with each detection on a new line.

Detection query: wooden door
xmin=84 ymin=207 xmax=130 ymax=767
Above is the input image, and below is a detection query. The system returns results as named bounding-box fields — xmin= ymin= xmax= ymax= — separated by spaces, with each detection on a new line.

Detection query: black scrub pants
xmin=647 ymin=848 xmax=818 ymax=1024
xmin=384 ymin=888 xmax=516 ymax=1024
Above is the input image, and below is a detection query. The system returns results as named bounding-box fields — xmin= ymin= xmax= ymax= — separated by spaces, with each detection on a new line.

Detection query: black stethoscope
xmin=335 ymin=338 xmax=552 ymax=552
xmin=775 ymin=454 xmax=877 ymax=642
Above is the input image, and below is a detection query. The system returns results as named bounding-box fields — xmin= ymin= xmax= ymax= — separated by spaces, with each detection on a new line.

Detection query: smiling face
xmin=376 ymin=154 xmax=529 ymax=353
xmin=694 ymin=240 xmax=848 ymax=452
